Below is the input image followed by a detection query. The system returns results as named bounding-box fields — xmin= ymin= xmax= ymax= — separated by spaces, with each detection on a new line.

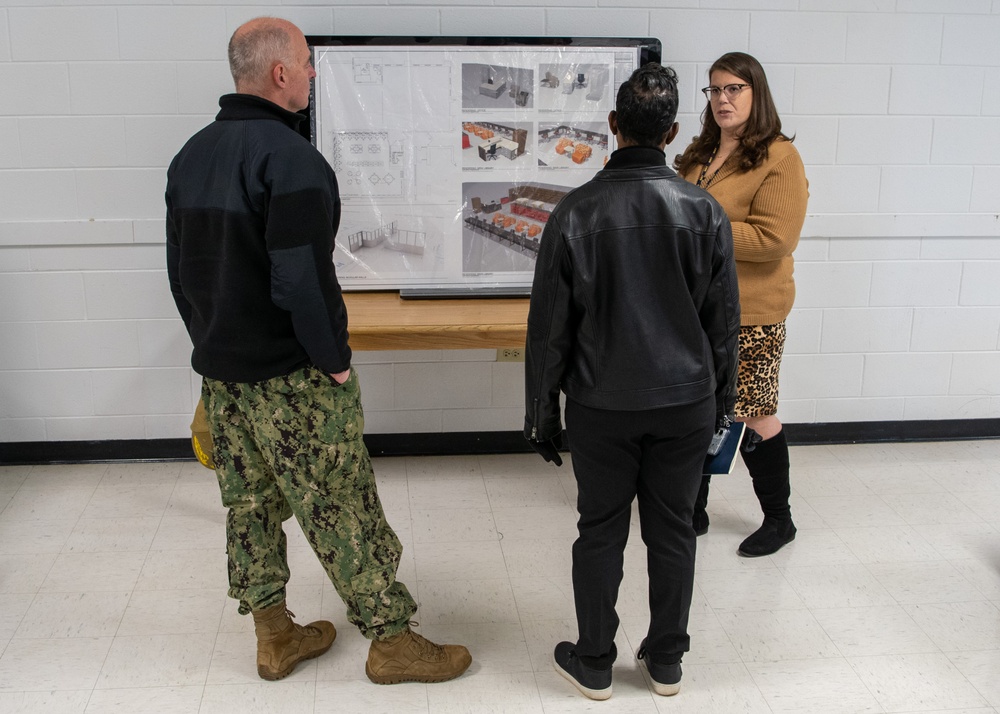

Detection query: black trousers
xmin=565 ymin=395 xmax=714 ymax=666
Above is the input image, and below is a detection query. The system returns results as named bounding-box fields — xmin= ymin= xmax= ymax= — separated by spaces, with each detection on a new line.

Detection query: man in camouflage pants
xmin=207 ymin=367 xmax=412 ymax=633
xmin=166 ymin=16 xmax=471 ymax=684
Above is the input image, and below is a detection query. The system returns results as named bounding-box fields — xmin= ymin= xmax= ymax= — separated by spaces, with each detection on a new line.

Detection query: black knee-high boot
xmin=692 ymin=474 xmax=711 ymax=536
xmin=737 ymin=429 xmax=796 ymax=557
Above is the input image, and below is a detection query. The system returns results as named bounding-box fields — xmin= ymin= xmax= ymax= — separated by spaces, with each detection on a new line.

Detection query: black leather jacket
xmin=524 ymin=146 xmax=740 ymax=441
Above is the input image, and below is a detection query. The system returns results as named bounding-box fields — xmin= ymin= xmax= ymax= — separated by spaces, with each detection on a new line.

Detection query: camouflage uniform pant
xmin=203 ymin=365 xmax=416 ymax=640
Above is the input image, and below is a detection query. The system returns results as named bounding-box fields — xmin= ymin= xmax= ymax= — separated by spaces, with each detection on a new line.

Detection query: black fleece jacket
xmin=166 ymin=94 xmax=351 ymax=383
xmin=524 ymin=146 xmax=740 ymax=441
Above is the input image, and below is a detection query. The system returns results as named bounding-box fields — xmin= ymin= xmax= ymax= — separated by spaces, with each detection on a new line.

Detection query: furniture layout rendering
xmin=464 ymin=184 xmax=568 ymax=257
xmin=463 ymin=122 xmax=529 ymax=163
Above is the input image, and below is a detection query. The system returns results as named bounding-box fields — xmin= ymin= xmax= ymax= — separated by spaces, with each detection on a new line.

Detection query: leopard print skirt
xmin=735 ymin=321 xmax=786 ymax=419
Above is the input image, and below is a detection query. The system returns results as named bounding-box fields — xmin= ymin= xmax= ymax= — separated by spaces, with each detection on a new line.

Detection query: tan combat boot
xmin=366 ymin=627 xmax=472 ymax=684
xmin=251 ymin=601 xmax=337 ymax=680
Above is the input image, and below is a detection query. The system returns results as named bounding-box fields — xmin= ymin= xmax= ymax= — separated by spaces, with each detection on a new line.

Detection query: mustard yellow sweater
xmin=682 ymin=139 xmax=808 ymax=326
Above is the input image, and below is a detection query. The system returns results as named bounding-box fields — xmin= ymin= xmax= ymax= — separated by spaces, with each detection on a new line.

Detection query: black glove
xmin=528 ymin=434 xmax=563 ymax=466
xmin=741 ymin=427 xmax=763 ymax=453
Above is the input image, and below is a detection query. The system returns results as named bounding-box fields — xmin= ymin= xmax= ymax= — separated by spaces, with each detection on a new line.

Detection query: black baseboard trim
xmin=364 ymin=431 xmax=531 ymax=456
xmin=1 ymin=419 xmax=998 ymax=465
xmin=783 ymin=418 xmax=1000 ymax=445
xmin=0 ymin=438 xmax=196 ymax=465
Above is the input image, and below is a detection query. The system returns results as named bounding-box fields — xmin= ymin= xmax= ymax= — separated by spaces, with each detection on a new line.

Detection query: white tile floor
xmin=1 ymin=441 xmax=999 ymax=713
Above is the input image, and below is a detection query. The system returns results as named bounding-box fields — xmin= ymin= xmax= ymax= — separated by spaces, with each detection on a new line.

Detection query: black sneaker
xmin=636 ymin=639 xmax=681 ymax=696
xmin=552 ymin=641 xmax=612 ymax=700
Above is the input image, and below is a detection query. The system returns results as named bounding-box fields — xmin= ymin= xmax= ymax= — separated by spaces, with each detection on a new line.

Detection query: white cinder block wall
xmin=1 ymin=1 xmax=999 ymax=443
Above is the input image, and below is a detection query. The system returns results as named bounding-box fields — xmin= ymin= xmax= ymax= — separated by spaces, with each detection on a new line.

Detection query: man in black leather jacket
xmin=524 ymin=63 xmax=740 ymax=701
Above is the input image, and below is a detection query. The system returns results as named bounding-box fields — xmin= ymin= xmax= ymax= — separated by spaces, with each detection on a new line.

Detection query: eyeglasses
xmin=701 ymin=83 xmax=752 ymax=101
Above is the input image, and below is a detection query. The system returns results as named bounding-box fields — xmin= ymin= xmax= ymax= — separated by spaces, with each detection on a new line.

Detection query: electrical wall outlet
xmin=497 ymin=347 xmax=525 ymax=362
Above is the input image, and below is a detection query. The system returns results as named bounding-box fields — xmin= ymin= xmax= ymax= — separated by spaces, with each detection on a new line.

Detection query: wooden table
xmin=343 ymin=291 xmax=529 ymax=351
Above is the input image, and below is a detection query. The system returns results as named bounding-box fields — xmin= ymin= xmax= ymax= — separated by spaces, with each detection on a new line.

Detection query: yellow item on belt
xmin=190 ymin=397 xmax=215 ymax=469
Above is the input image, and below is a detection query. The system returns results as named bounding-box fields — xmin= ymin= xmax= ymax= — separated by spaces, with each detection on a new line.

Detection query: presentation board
xmin=306 ymin=36 xmax=661 ymax=295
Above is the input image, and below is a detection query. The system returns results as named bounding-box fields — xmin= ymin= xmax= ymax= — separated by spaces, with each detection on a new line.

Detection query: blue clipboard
xmin=703 ymin=421 xmax=746 ymax=475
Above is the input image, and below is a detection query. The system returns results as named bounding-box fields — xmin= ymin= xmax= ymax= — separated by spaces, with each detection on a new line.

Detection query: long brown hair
xmin=674 ymin=52 xmax=791 ymax=176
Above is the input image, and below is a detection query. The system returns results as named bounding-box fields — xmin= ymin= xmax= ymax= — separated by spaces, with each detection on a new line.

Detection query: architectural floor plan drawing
xmin=352 ymin=57 xmax=382 ymax=84
xmin=331 ymin=131 xmax=404 ymax=198
xmin=309 ymin=40 xmax=652 ymax=291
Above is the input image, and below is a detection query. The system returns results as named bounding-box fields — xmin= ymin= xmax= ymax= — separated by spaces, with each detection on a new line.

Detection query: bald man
xmin=166 ymin=17 xmax=471 ymax=684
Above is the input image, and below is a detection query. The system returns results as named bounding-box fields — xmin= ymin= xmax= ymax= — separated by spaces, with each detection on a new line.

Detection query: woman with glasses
xmin=675 ymin=52 xmax=808 ymax=557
